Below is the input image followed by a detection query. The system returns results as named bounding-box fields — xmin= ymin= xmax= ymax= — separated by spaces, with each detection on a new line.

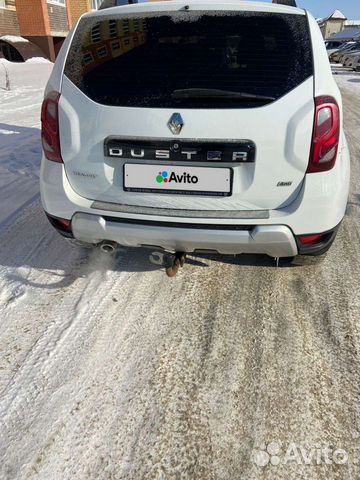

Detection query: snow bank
xmin=0 ymin=61 xmax=53 ymax=226
xmin=26 ymin=57 xmax=52 ymax=64
xmin=332 ymin=65 xmax=360 ymax=96
xmin=0 ymin=35 xmax=29 ymax=43
xmin=0 ymin=58 xmax=53 ymax=91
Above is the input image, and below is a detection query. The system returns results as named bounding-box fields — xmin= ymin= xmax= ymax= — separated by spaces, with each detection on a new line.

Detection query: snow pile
xmin=0 ymin=128 xmax=20 ymax=135
xmin=332 ymin=65 xmax=360 ymax=96
xmin=0 ymin=35 xmax=29 ymax=43
xmin=26 ymin=57 xmax=51 ymax=64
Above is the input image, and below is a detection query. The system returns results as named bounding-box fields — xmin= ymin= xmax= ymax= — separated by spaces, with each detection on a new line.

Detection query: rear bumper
xmin=40 ymin=135 xmax=350 ymax=257
xmin=70 ymin=212 xmax=298 ymax=257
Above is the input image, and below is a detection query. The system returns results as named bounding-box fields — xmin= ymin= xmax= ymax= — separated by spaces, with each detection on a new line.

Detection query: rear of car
xmin=40 ymin=1 xmax=350 ymax=260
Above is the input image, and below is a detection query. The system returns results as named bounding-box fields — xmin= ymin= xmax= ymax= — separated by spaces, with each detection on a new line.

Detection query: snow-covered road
xmin=0 ymin=61 xmax=359 ymax=480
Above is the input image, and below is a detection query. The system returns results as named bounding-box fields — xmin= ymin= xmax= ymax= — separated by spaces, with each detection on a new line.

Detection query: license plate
xmin=124 ymin=164 xmax=232 ymax=196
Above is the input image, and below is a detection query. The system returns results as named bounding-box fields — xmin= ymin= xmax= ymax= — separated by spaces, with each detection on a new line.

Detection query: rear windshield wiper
xmin=171 ymin=88 xmax=275 ymax=102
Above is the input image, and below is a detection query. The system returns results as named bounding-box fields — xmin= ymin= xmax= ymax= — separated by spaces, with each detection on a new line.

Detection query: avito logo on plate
xmin=156 ymin=170 xmax=199 ymax=185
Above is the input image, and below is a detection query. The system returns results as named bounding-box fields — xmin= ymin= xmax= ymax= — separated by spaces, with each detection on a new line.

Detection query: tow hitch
xmin=149 ymin=251 xmax=187 ymax=277
xmin=165 ymin=251 xmax=187 ymax=277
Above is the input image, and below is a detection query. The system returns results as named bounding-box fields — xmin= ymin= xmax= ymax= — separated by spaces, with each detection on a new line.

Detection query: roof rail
xmin=272 ymin=0 xmax=298 ymax=7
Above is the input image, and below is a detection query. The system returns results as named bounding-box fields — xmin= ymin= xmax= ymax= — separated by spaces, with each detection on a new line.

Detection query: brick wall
xmin=47 ymin=2 xmax=69 ymax=35
xmin=0 ymin=8 xmax=20 ymax=36
xmin=67 ymin=0 xmax=91 ymax=27
xmin=15 ymin=0 xmax=50 ymax=36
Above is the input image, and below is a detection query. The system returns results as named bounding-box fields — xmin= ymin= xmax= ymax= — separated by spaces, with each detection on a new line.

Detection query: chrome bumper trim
xmin=91 ymin=201 xmax=270 ymax=220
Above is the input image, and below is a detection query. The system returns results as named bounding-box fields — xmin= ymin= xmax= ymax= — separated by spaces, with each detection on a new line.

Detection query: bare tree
xmin=1 ymin=64 xmax=11 ymax=91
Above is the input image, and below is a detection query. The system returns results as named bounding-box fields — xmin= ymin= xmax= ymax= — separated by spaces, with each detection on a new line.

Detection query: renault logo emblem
xmin=167 ymin=113 xmax=184 ymax=135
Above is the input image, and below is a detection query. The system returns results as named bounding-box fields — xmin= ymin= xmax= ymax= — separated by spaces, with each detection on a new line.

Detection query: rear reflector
xmin=307 ymin=96 xmax=340 ymax=173
xmin=297 ymin=234 xmax=327 ymax=246
xmin=46 ymin=213 xmax=71 ymax=232
xmin=41 ymin=91 xmax=63 ymax=163
xmin=45 ymin=213 xmax=74 ymax=239
xmin=56 ymin=218 xmax=72 ymax=231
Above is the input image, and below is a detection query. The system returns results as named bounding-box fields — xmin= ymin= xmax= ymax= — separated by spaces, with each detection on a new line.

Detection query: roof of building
xmin=345 ymin=20 xmax=360 ymax=27
xmin=328 ymin=28 xmax=360 ymax=41
xmin=317 ymin=9 xmax=347 ymax=25
xmin=329 ymin=9 xmax=347 ymax=20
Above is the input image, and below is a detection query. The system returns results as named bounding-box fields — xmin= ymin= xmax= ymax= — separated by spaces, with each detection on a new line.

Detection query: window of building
xmin=0 ymin=0 xmax=16 ymax=10
xmin=122 ymin=19 xmax=130 ymax=33
xmin=109 ymin=19 xmax=118 ymax=38
xmin=97 ymin=45 xmax=108 ymax=58
xmin=91 ymin=0 xmax=102 ymax=10
xmin=111 ymin=40 xmax=121 ymax=51
xmin=91 ymin=24 xmax=102 ymax=43
xmin=47 ymin=0 xmax=66 ymax=6
xmin=83 ymin=52 xmax=94 ymax=65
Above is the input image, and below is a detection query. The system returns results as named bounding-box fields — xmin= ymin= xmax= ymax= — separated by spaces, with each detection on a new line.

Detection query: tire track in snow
xmin=0 ymin=251 xmax=134 ymax=477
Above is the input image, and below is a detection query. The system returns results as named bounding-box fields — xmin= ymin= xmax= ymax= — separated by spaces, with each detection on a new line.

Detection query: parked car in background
xmin=325 ymin=40 xmax=344 ymax=50
xmin=343 ymin=51 xmax=360 ymax=68
xmin=330 ymin=42 xmax=356 ymax=62
xmin=325 ymin=40 xmax=346 ymax=58
xmin=335 ymin=42 xmax=360 ymax=63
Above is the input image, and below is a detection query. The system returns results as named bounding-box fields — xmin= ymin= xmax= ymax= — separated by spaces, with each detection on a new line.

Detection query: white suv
xmin=40 ymin=0 xmax=350 ymax=269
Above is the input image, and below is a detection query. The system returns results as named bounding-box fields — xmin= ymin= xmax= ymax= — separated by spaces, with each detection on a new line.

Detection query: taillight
xmin=307 ymin=96 xmax=340 ymax=173
xmin=41 ymin=91 xmax=63 ymax=163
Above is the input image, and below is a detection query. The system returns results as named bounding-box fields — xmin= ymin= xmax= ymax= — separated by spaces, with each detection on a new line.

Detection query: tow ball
xmin=165 ymin=251 xmax=187 ymax=277
xmin=149 ymin=251 xmax=187 ymax=277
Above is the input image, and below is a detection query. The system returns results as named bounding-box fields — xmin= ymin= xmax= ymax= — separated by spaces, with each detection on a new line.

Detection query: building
xmin=317 ymin=10 xmax=347 ymax=39
xmin=328 ymin=27 xmax=360 ymax=43
xmin=343 ymin=20 xmax=360 ymax=31
xmin=317 ymin=10 xmax=360 ymax=43
xmin=0 ymin=0 xmax=101 ymax=61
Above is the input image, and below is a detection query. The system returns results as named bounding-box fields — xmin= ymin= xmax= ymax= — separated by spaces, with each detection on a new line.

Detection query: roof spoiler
xmin=272 ymin=0 xmax=298 ymax=6
xmin=99 ymin=0 xmax=138 ymax=10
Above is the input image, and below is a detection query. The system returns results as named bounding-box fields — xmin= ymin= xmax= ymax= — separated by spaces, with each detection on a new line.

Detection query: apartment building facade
xmin=0 ymin=0 xmax=101 ymax=61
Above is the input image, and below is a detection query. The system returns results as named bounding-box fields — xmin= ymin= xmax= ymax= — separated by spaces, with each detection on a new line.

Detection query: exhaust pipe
xmin=99 ymin=240 xmax=118 ymax=254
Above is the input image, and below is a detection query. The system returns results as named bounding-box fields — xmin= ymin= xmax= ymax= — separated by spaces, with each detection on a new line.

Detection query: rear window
xmin=64 ymin=11 xmax=313 ymax=109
